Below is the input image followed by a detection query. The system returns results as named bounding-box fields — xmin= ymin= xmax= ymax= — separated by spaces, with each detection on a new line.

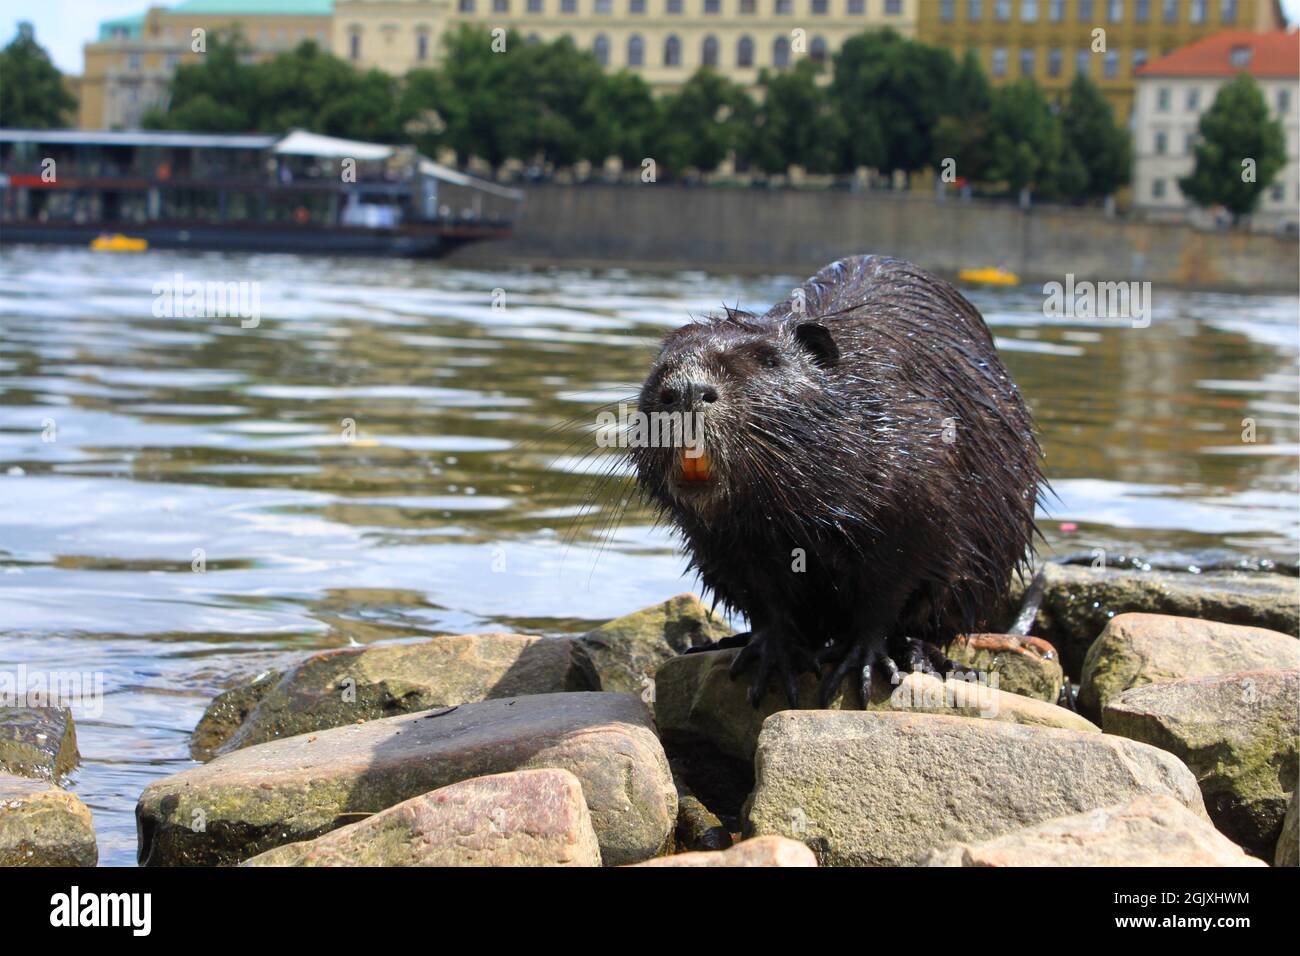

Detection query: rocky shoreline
xmin=2 ymin=564 xmax=1297 ymax=867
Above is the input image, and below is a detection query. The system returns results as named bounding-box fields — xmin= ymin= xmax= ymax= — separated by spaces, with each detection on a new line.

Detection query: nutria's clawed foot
xmin=727 ymin=629 xmax=816 ymax=708
xmin=815 ymin=635 xmax=956 ymax=708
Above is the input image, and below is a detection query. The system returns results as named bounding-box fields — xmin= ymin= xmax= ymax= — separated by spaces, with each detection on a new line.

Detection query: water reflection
xmin=0 ymin=246 xmax=1295 ymax=864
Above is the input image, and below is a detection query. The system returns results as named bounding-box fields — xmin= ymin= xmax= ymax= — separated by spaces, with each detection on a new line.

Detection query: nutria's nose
xmin=660 ymin=383 xmax=718 ymax=410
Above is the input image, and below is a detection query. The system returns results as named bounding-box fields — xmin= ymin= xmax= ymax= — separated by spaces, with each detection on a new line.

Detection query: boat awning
xmin=0 ymin=129 xmax=278 ymax=149
xmin=271 ymin=130 xmax=396 ymax=161
xmin=417 ymin=158 xmax=524 ymax=201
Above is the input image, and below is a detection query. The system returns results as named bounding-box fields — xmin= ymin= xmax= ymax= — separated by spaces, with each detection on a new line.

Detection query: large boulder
xmin=1277 ymin=791 xmax=1298 ymax=867
xmin=744 ymin=710 xmax=1204 ymax=867
xmin=632 ymin=835 xmax=816 ymax=867
xmin=656 ymin=647 xmax=1096 ymax=764
xmin=195 ymin=633 xmax=600 ymax=755
xmin=1027 ymin=564 xmax=1298 ymax=676
xmin=1102 ymin=670 xmax=1299 ymax=858
xmin=947 ymin=633 xmax=1064 ymax=702
xmin=578 ymin=593 xmax=733 ymax=695
xmin=0 ymin=773 xmax=97 ymax=866
xmin=242 ymin=769 xmax=601 ymax=867
xmin=139 ymin=692 xmax=675 ymax=867
xmin=1078 ymin=614 xmax=1299 ymax=720
xmin=190 ymin=670 xmax=282 ymax=761
xmin=0 ymin=707 xmax=79 ymax=779
xmin=919 ymin=795 xmax=1265 ymax=867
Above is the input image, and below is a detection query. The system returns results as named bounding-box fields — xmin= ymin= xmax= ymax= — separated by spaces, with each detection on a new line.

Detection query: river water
xmin=0 ymin=245 xmax=1296 ymax=865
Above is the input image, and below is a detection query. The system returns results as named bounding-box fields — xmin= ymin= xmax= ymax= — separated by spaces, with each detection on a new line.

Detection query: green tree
xmin=1178 ymin=73 xmax=1287 ymax=222
xmin=1059 ymin=73 xmax=1130 ymax=200
xmin=143 ymin=31 xmax=256 ymax=131
xmin=654 ymin=68 xmax=755 ymax=175
xmin=986 ymin=79 xmax=1066 ymax=201
xmin=749 ymin=59 xmax=844 ymax=176
xmin=0 ymin=22 xmax=77 ymax=128
xmin=578 ymin=70 xmax=659 ymax=168
xmin=932 ymin=50 xmax=994 ymax=185
xmin=830 ymin=29 xmax=957 ymax=178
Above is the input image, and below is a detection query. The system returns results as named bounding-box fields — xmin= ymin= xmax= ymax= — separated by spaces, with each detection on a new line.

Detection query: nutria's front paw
xmin=898 ymin=637 xmax=958 ymax=677
xmin=727 ymin=630 xmax=815 ymax=709
xmin=816 ymin=634 xmax=899 ymax=708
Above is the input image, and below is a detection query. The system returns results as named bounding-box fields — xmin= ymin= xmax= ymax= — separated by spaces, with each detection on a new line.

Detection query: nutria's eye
xmin=659 ymin=386 xmax=680 ymax=406
xmin=761 ymin=354 xmax=781 ymax=369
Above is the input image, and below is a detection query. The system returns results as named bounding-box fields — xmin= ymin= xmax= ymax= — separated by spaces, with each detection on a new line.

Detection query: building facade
xmin=1131 ymin=29 xmax=1298 ymax=229
xmin=917 ymin=0 xmax=1286 ymax=121
xmin=79 ymin=1 xmax=333 ymax=129
xmin=333 ymin=0 xmax=917 ymax=85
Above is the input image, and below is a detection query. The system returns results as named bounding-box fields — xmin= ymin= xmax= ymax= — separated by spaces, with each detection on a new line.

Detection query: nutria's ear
xmin=794 ymin=322 xmax=839 ymax=368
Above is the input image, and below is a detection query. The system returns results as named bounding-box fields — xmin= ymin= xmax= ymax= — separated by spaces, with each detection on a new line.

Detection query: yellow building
xmin=79 ymin=1 xmax=333 ymax=129
xmin=334 ymin=0 xmax=917 ymax=86
xmin=917 ymin=0 xmax=1286 ymax=121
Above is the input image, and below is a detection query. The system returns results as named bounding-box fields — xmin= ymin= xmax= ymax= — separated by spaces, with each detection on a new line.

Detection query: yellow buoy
xmin=957 ymin=266 xmax=1019 ymax=287
xmin=90 ymin=233 xmax=148 ymax=253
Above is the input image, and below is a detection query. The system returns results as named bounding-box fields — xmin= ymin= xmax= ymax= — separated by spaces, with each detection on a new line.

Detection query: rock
xmin=744 ymin=710 xmax=1205 ymax=867
xmin=1276 ymin=790 xmax=1298 ymax=867
xmin=578 ymin=593 xmax=732 ymax=695
xmin=947 ymin=633 xmax=1064 ymax=702
xmin=919 ymin=794 xmax=1265 ymax=867
xmin=0 ymin=707 xmax=79 ymax=779
xmin=0 ymin=773 xmax=97 ymax=866
xmin=242 ymin=769 xmax=601 ymax=867
xmin=1102 ymin=670 xmax=1299 ymax=858
xmin=1078 ymin=614 xmax=1299 ymax=720
xmin=190 ymin=670 xmax=282 ymax=760
xmin=631 ymin=836 xmax=816 ymax=867
xmin=139 ymin=692 xmax=674 ymax=867
xmin=674 ymin=791 xmax=731 ymax=852
xmin=656 ymin=648 xmax=1096 ymax=764
xmin=200 ymin=633 xmax=600 ymax=754
xmin=1029 ymin=564 xmax=1299 ymax=676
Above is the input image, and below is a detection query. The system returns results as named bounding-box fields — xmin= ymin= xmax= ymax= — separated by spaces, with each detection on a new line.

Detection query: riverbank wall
xmin=446 ymin=184 xmax=1299 ymax=292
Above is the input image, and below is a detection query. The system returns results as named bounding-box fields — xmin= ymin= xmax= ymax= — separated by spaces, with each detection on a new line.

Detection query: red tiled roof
xmin=1135 ymin=30 xmax=1299 ymax=79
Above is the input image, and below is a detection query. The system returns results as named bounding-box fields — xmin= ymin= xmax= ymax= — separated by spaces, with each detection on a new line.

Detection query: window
xmin=1020 ymin=48 xmax=1035 ymax=76
xmin=1021 ymin=0 xmax=1039 ymax=22
xmin=1048 ymin=47 xmax=1063 ymax=76
xmin=995 ymin=0 xmax=1010 ymax=21
xmin=349 ymin=31 xmax=360 ymax=59
xmin=705 ymin=0 xmax=721 ymax=10
xmin=812 ymin=0 xmax=829 ymax=13
xmin=1190 ymin=0 xmax=1205 ymax=23
xmin=775 ymin=0 xmax=792 ymax=13
xmin=559 ymin=0 xmax=574 ymax=9
xmin=1103 ymin=49 xmax=1118 ymax=78
xmin=1076 ymin=48 xmax=1091 ymax=77
xmin=738 ymin=35 xmax=754 ymax=66
xmin=1078 ymin=0 xmax=1093 ymax=20
xmin=1135 ymin=0 xmax=1150 ymax=21
xmin=1152 ymin=178 xmax=1165 ymax=199
xmin=1221 ymin=0 xmax=1237 ymax=24
xmin=773 ymin=35 xmax=791 ymax=68
xmin=666 ymin=0 xmax=682 ymax=11
xmin=884 ymin=0 xmax=902 ymax=12
xmin=627 ymin=34 xmax=644 ymax=66
xmin=417 ymin=32 xmax=428 ymax=60
xmin=529 ymin=0 xmax=543 ymax=9
xmin=593 ymin=33 xmax=609 ymax=66
xmin=702 ymin=34 xmax=718 ymax=66
xmin=1229 ymin=45 xmax=1250 ymax=68
xmin=968 ymin=0 xmax=983 ymax=20
xmin=847 ymin=0 xmax=864 ymax=11
xmin=1270 ymin=182 xmax=1285 ymax=202
xmin=941 ymin=0 xmax=955 ymax=20
xmin=629 ymin=0 xmax=644 ymax=10
xmin=1186 ymin=87 xmax=1200 ymax=110
xmin=811 ymin=35 xmax=828 ymax=62
xmin=128 ymin=53 xmax=141 ymax=70
xmin=1184 ymin=132 xmax=1195 ymax=153
xmin=494 ymin=0 xmax=509 ymax=10
xmin=1049 ymin=0 xmax=1065 ymax=19
xmin=595 ymin=0 xmax=611 ymax=11
xmin=1155 ymin=131 xmax=1167 ymax=154
xmin=1156 ymin=86 xmax=1170 ymax=110
xmin=458 ymin=0 xmax=474 ymax=9
xmin=1132 ymin=48 xmax=1147 ymax=69
xmin=664 ymin=34 xmax=681 ymax=66
xmin=1162 ymin=0 xmax=1178 ymax=22
xmin=1279 ymin=88 xmax=1291 ymax=115
xmin=1107 ymin=0 xmax=1122 ymax=21
xmin=164 ymin=53 xmax=180 ymax=69
xmin=992 ymin=47 xmax=1007 ymax=77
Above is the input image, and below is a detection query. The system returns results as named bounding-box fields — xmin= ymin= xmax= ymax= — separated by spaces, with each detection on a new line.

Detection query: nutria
xmin=630 ymin=255 xmax=1044 ymax=707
